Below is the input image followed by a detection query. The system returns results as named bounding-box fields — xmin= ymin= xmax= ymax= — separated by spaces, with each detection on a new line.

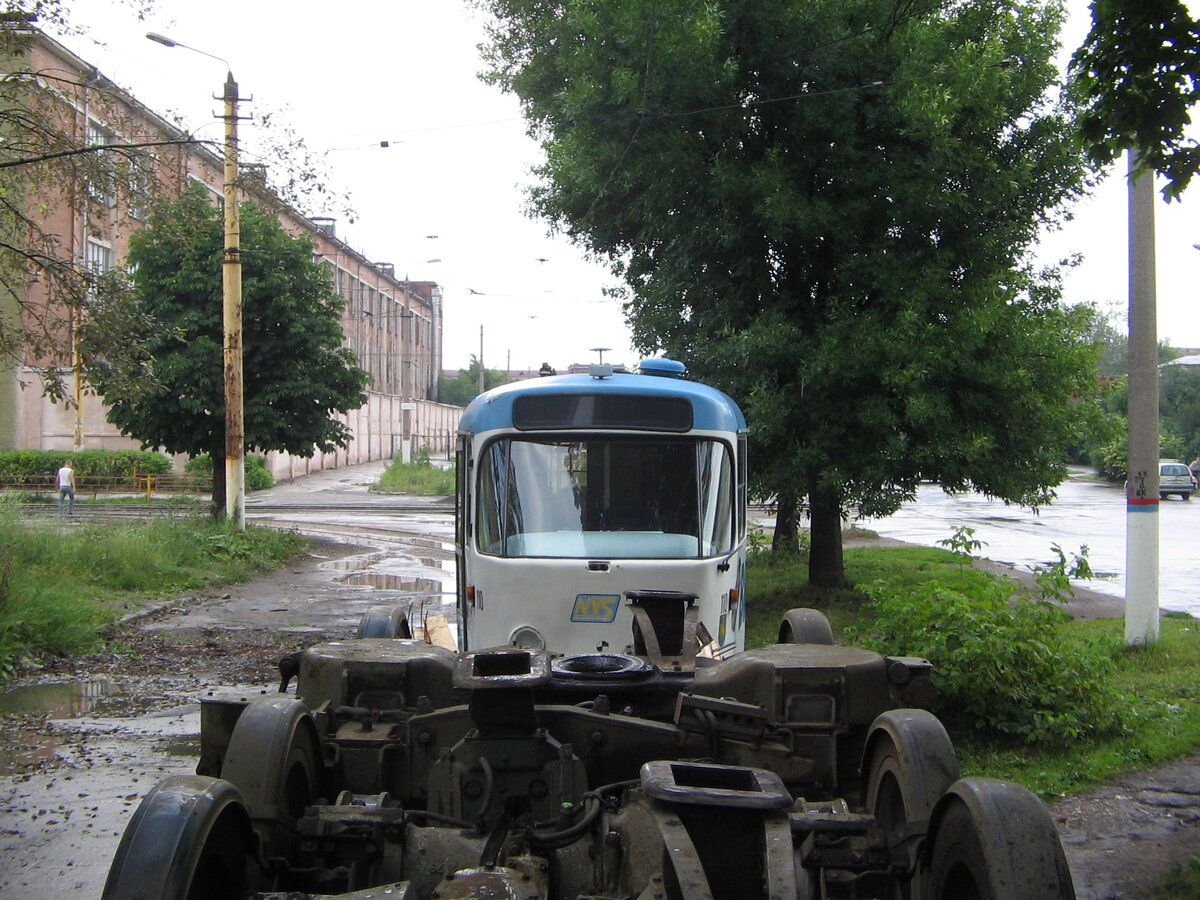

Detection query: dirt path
xmin=1052 ymin=753 xmax=1200 ymax=899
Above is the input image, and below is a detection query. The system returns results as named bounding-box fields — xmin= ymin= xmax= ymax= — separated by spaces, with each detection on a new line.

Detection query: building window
xmin=86 ymin=239 xmax=112 ymax=274
xmin=128 ymin=154 xmax=154 ymax=221
xmin=86 ymin=121 xmax=116 ymax=209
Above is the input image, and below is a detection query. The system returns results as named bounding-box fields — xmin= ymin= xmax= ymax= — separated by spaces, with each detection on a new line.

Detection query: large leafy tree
xmin=1071 ymin=0 xmax=1200 ymax=199
xmin=87 ymin=183 xmax=368 ymax=516
xmin=1160 ymin=364 xmax=1200 ymax=460
xmin=478 ymin=0 xmax=1098 ymax=585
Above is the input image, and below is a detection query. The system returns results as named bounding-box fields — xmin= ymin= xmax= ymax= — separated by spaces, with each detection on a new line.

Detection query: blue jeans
xmin=57 ymin=486 xmax=74 ymax=516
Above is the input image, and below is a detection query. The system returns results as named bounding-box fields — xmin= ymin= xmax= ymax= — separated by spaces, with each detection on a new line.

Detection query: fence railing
xmin=0 ymin=474 xmax=212 ymax=499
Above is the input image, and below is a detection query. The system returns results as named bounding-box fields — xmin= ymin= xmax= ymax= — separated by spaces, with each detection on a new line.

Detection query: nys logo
xmin=570 ymin=594 xmax=620 ymax=623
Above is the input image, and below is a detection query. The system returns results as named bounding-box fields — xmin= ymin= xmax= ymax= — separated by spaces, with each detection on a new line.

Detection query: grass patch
xmin=374 ymin=454 xmax=455 ymax=495
xmin=1150 ymin=856 xmax=1200 ymax=899
xmin=746 ymin=543 xmax=997 ymax=648
xmin=0 ymin=508 xmax=305 ymax=678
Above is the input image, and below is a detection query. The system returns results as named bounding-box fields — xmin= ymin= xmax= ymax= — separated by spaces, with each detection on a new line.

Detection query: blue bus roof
xmin=458 ymin=368 xmax=747 ymax=435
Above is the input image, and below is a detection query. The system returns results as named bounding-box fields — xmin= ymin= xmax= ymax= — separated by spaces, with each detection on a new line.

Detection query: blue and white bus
xmin=455 ymin=359 xmax=748 ymax=662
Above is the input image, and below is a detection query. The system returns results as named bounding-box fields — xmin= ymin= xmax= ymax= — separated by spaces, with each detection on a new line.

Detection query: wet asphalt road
xmin=862 ymin=470 xmax=1200 ymax=618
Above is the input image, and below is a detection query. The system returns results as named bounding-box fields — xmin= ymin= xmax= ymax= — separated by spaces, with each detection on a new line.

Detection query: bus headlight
xmin=509 ymin=625 xmax=546 ymax=650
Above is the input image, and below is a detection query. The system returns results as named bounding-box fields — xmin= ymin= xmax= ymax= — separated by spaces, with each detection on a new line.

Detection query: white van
xmin=1160 ymin=460 xmax=1195 ymax=500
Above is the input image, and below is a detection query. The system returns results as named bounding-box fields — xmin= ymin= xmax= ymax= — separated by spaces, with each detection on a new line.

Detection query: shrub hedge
xmin=0 ymin=449 xmax=173 ymax=478
xmin=184 ymin=453 xmax=274 ymax=491
xmin=848 ymin=578 xmax=1122 ymax=745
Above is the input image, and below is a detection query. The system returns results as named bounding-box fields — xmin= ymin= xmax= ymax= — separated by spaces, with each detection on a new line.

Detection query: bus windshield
xmin=476 ymin=437 xmax=734 ymax=559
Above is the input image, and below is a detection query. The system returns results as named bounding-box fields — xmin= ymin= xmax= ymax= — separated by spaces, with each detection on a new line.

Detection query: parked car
xmin=1160 ymin=460 xmax=1195 ymax=500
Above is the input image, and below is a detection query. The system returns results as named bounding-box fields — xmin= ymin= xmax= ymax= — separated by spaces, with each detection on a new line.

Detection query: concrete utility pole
xmin=1125 ymin=150 xmax=1159 ymax=646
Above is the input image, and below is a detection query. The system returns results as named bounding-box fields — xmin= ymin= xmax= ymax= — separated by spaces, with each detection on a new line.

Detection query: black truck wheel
xmin=778 ymin=608 xmax=834 ymax=645
xmin=863 ymin=709 xmax=960 ymax=897
xmin=356 ymin=603 xmax=413 ymax=638
xmin=102 ymin=775 xmax=253 ymax=900
xmin=220 ymin=697 xmax=322 ymax=859
xmin=924 ymin=777 xmax=1076 ymax=900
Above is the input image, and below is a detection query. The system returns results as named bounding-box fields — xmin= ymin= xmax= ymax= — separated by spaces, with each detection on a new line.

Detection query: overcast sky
xmin=55 ymin=0 xmax=1200 ymax=371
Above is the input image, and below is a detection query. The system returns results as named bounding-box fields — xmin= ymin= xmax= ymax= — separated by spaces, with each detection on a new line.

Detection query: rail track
xmin=13 ymin=499 xmax=455 ymax=520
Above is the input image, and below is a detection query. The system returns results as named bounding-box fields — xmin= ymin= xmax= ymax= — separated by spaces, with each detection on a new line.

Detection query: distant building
xmin=1 ymin=28 xmax=458 ymax=473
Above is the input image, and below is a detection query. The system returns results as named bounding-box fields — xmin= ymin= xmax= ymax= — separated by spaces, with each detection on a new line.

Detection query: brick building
xmin=1 ymin=27 xmax=459 ymax=476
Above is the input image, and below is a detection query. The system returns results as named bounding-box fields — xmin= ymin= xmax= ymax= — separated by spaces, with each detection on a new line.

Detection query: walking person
xmin=56 ymin=458 xmax=76 ymax=516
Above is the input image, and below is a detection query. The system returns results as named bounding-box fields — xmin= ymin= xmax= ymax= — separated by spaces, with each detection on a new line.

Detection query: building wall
xmin=10 ymin=31 xmax=456 ymax=472
xmin=264 ymin=396 xmax=462 ymax=480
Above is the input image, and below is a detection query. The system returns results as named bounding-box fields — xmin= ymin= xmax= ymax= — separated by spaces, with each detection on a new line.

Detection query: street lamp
xmin=147 ymin=32 xmax=246 ymax=530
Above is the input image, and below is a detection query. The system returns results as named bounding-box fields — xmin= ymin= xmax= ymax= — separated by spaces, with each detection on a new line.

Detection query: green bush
xmin=0 ymin=449 xmax=172 ymax=478
xmin=246 ymin=456 xmax=273 ymax=491
xmin=847 ymin=578 xmax=1122 ymax=745
xmin=375 ymin=451 xmax=455 ymax=495
xmin=184 ymin=454 xmax=274 ymax=491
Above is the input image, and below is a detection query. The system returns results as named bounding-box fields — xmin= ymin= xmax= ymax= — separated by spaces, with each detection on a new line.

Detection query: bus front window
xmin=476 ymin=437 xmax=733 ymax=559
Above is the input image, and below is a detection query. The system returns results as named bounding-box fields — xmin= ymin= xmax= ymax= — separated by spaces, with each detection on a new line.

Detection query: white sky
xmin=53 ymin=0 xmax=1200 ymax=372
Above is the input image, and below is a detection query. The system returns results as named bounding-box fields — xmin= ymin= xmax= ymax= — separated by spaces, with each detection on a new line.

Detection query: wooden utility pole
xmin=222 ymin=72 xmax=245 ymax=530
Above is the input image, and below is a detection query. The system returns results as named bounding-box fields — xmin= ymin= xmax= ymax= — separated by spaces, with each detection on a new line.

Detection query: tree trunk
xmin=210 ymin=450 xmax=226 ymax=520
xmin=772 ymin=491 xmax=802 ymax=553
xmin=808 ymin=487 xmax=847 ymax=588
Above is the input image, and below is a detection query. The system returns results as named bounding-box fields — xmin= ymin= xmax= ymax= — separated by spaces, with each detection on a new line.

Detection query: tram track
xmin=248 ymin=501 xmax=453 ymax=515
xmin=15 ymin=499 xmax=454 ymax=521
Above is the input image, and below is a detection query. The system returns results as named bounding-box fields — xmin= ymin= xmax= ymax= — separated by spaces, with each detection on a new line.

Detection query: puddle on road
xmin=318 ymin=546 xmax=456 ymax=600
xmin=341 ymin=572 xmax=444 ymax=594
xmin=319 ymin=555 xmax=387 ymax=573
xmin=0 ymin=679 xmax=121 ymax=719
xmin=0 ymin=680 xmax=121 ymax=776
xmin=0 ymin=680 xmax=202 ymax=776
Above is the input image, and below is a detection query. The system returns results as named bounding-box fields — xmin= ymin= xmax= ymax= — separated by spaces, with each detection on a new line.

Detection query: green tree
xmin=85 ymin=184 xmax=368 ymax=516
xmin=437 ymin=356 xmax=509 ymax=407
xmin=478 ymin=0 xmax=1098 ymax=586
xmin=1083 ymin=306 xmax=1129 ymax=378
xmin=1161 ymin=364 xmax=1200 ymax=460
xmin=1071 ymin=0 xmax=1200 ymax=199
